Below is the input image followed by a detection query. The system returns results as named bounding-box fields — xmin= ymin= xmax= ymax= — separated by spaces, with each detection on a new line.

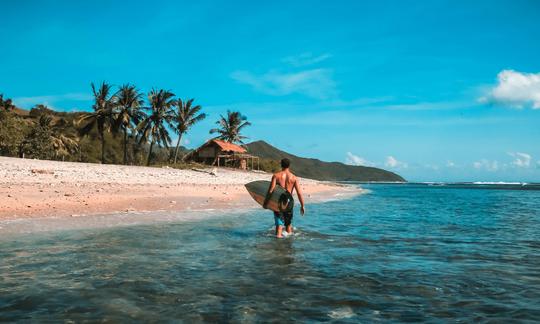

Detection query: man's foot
xmin=276 ymin=226 xmax=284 ymax=238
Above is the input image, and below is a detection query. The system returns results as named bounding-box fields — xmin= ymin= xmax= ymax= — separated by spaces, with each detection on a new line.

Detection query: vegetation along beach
xmin=0 ymin=83 xmax=364 ymax=222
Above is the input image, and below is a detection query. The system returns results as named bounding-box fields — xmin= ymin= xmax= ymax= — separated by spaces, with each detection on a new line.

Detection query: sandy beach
xmin=0 ymin=156 xmax=360 ymax=222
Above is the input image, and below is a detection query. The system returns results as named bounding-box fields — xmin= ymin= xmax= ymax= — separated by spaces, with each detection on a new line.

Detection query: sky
xmin=1 ymin=0 xmax=540 ymax=182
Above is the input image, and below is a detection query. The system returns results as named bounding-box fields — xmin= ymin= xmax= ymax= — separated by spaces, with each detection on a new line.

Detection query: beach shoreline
xmin=0 ymin=156 xmax=361 ymax=227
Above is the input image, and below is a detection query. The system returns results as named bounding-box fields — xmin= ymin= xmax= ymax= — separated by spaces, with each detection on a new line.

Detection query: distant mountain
xmin=246 ymin=140 xmax=405 ymax=182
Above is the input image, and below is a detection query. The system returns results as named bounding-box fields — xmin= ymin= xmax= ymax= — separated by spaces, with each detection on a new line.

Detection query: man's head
xmin=281 ymin=158 xmax=291 ymax=169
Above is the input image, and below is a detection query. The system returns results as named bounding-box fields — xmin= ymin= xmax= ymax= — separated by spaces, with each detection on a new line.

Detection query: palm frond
xmin=209 ymin=110 xmax=250 ymax=143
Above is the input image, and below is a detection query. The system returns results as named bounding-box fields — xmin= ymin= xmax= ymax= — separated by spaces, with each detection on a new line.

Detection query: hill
xmin=246 ymin=140 xmax=405 ymax=182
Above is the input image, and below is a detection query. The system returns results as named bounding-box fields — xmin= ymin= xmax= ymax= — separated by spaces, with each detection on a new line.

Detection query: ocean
xmin=1 ymin=183 xmax=539 ymax=322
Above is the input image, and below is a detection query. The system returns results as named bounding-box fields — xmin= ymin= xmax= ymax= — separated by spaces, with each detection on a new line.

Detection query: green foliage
xmin=0 ymin=86 xmax=262 ymax=172
xmin=209 ymin=110 xmax=251 ymax=144
xmin=171 ymin=98 xmax=206 ymax=164
xmin=0 ymin=94 xmax=15 ymax=111
xmin=0 ymin=110 xmax=27 ymax=156
xmin=50 ymin=119 xmax=79 ymax=159
xmin=138 ymin=89 xmax=176 ymax=165
xmin=115 ymin=84 xmax=145 ymax=165
xmin=22 ymin=115 xmax=54 ymax=159
xmin=78 ymin=82 xmax=117 ymax=164
xmin=77 ymin=132 xmax=123 ymax=163
xmin=0 ymin=103 xmax=130 ymax=163
xmin=258 ymin=158 xmax=281 ymax=173
xmin=29 ymin=104 xmax=54 ymax=118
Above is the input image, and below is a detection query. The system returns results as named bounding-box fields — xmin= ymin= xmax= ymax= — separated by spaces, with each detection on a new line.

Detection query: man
xmin=263 ymin=158 xmax=306 ymax=238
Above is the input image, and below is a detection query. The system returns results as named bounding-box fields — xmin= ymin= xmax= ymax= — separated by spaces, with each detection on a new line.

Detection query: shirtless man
xmin=263 ymin=158 xmax=306 ymax=238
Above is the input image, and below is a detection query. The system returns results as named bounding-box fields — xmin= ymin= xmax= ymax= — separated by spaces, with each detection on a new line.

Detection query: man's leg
xmin=285 ymin=212 xmax=293 ymax=234
xmin=274 ymin=212 xmax=285 ymax=238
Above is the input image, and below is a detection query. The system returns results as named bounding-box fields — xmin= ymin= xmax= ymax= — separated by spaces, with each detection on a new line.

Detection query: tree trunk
xmin=123 ymin=128 xmax=128 ymax=165
xmin=100 ymin=132 xmax=106 ymax=164
xmin=133 ymin=141 xmax=139 ymax=165
xmin=173 ymin=133 xmax=183 ymax=164
xmin=146 ymin=140 xmax=155 ymax=166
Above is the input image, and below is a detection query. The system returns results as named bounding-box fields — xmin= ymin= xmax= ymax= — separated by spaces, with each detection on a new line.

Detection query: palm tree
xmin=137 ymin=89 xmax=176 ymax=166
xmin=78 ymin=82 xmax=116 ymax=164
xmin=114 ymin=84 xmax=145 ymax=165
xmin=209 ymin=110 xmax=251 ymax=144
xmin=171 ymin=98 xmax=206 ymax=164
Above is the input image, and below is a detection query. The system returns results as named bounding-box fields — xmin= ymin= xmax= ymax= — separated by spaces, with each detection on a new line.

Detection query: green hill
xmin=246 ymin=140 xmax=405 ymax=182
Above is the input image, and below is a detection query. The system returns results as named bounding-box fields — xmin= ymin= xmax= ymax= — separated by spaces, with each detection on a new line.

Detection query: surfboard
xmin=245 ymin=180 xmax=294 ymax=213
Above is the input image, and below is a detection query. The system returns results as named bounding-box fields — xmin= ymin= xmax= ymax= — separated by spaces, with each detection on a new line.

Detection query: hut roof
xmin=182 ymin=139 xmax=248 ymax=162
xmin=210 ymin=139 xmax=247 ymax=153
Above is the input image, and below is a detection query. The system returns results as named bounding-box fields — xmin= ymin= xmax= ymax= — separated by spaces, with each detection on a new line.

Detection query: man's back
xmin=273 ymin=169 xmax=297 ymax=194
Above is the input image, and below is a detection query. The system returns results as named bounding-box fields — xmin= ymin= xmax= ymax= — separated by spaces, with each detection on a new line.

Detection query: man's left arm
xmin=294 ymin=179 xmax=306 ymax=216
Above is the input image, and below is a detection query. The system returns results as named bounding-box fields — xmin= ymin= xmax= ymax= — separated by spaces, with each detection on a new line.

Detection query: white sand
xmin=0 ymin=156 xmax=360 ymax=221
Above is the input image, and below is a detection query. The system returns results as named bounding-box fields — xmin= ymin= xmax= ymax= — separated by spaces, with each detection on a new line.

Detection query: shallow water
xmin=1 ymin=184 xmax=540 ymax=322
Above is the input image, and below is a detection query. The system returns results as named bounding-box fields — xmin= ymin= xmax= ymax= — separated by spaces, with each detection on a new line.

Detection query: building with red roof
xmin=184 ymin=139 xmax=259 ymax=170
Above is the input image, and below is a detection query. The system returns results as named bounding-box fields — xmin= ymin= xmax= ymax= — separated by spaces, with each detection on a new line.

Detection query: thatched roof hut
xmin=184 ymin=139 xmax=259 ymax=170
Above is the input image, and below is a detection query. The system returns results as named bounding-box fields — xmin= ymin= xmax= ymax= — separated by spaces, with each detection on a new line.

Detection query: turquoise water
xmin=1 ymin=184 xmax=540 ymax=322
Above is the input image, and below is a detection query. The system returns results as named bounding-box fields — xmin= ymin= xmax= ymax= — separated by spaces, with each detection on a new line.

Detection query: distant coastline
xmin=246 ymin=140 xmax=405 ymax=182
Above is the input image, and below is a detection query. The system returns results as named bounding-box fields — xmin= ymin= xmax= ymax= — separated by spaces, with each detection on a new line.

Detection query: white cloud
xmin=282 ymin=53 xmax=332 ymax=67
xmin=13 ymin=93 xmax=93 ymax=109
xmin=446 ymin=161 xmax=456 ymax=168
xmin=508 ymin=152 xmax=531 ymax=168
xmin=424 ymin=164 xmax=440 ymax=171
xmin=473 ymin=159 xmax=499 ymax=171
xmin=480 ymin=70 xmax=540 ymax=109
xmin=385 ymin=156 xmax=408 ymax=169
xmin=231 ymin=68 xmax=336 ymax=99
xmin=345 ymin=152 xmax=375 ymax=167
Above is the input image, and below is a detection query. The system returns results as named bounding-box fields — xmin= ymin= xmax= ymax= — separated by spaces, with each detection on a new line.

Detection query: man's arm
xmin=294 ymin=179 xmax=306 ymax=216
xmin=263 ymin=175 xmax=277 ymax=209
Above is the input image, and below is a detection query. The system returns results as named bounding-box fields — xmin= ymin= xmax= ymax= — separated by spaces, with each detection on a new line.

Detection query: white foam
xmin=328 ymin=306 xmax=356 ymax=319
xmin=472 ymin=181 xmax=525 ymax=185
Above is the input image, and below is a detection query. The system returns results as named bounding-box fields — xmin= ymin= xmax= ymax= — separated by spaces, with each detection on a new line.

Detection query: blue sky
xmin=1 ymin=0 xmax=540 ymax=182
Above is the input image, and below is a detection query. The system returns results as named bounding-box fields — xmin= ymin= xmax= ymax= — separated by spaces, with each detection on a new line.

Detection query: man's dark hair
xmin=281 ymin=158 xmax=291 ymax=169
